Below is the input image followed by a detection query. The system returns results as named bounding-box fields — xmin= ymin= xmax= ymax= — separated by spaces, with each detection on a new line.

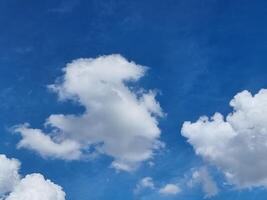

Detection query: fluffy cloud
xmin=15 ymin=124 xmax=82 ymax=160
xmin=14 ymin=54 xmax=164 ymax=171
xmin=182 ymin=89 xmax=267 ymax=188
xmin=5 ymin=174 xmax=65 ymax=200
xmin=188 ymin=167 xmax=218 ymax=198
xmin=159 ymin=184 xmax=181 ymax=195
xmin=0 ymin=155 xmax=20 ymax=197
xmin=0 ymin=154 xmax=65 ymax=200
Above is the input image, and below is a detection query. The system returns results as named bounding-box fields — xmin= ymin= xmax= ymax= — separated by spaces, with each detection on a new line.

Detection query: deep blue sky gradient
xmin=1 ymin=0 xmax=267 ymax=199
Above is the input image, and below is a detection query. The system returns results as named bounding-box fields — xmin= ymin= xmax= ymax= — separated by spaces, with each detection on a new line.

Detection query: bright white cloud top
xmin=182 ymin=89 xmax=267 ymax=188
xmin=14 ymin=54 xmax=164 ymax=171
xmin=0 ymin=154 xmax=65 ymax=200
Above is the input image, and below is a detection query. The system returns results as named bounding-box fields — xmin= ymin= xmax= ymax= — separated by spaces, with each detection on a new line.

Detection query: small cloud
xmin=148 ymin=161 xmax=155 ymax=167
xmin=134 ymin=177 xmax=155 ymax=194
xmin=159 ymin=184 xmax=181 ymax=195
xmin=188 ymin=167 xmax=218 ymax=198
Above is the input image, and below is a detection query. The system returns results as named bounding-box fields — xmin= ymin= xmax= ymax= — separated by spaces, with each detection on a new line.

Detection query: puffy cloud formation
xmin=188 ymin=167 xmax=218 ymax=198
xmin=0 ymin=155 xmax=20 ymax=196
xmin=5 ymin=174 xmax=65 ymax=200
xmin=14 ymin=54 xmax=164 ymax=171
xmin=182 ymin=89 xmax=267 ymax=188
xmin=159 ymin=184 xmax=181 ymax=195
xmin=0 ymin=154 xmax=65 ymax=200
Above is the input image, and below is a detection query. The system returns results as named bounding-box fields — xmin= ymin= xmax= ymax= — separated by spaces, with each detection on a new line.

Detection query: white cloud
xmin=134 ymin=178 xmax=181 ymax=196
xmin=159 ymin=184 xmax=181 ymax=195
xmin=0 ymin=155 xmax=20 ymax=196
xmin=135 ymin=177 xmax=155 ymax=193
xmin=14 ymin=54 xmax=164 ymax=171
xmin=6 ymin=174 xmax=65 ymax=200
xmin=182 ymin=89 xmax=267 ymax=188
xmin=15 ymin=124 xmax=82 ymax=160
xmin=188 ymin=167 xmax=218 ymax=198
xmin=0 ymin=154 xmax=65 ymax=200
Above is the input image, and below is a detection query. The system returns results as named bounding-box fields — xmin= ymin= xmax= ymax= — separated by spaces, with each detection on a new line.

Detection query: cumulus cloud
xmin=0 ymin=154 xmax=65 ymax=200
xmin=14 ymin=54 xmax=164 ymax=171
xmin=159 ymin=184 xmax=181 ymax=195
xmin=0 ymin=155 xmax=20 ymax=197
xmin=188 ymin=167 xmax=218 ymax=198
xmin=5 ymin=174 xmax=65 ymax=200
xmin=182 ymin=89 xmax=267 ymax=188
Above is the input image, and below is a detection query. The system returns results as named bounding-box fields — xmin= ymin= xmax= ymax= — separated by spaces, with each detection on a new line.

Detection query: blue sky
xmin=1 ymin=0 xmax=267 ymax=199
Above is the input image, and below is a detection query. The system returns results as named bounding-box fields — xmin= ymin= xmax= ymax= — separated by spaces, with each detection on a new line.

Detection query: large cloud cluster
xmin=0 ymin=154 xmax=65 ymax=200
xmin=182 ymin=89 xmax=267 ymax=188
xmin=14 ymin=54 xmax=164 ymax=171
